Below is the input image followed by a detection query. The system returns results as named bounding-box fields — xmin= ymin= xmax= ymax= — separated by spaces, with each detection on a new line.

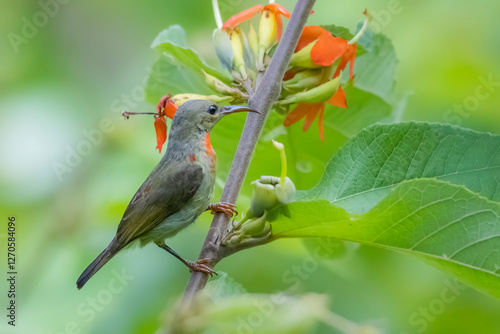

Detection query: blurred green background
xmin=1 ymin=0 xmax=499 ymax=333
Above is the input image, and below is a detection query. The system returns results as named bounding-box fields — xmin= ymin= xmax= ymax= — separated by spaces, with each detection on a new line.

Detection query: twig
xmin=177 ymin=0 xmax=316 ymax=311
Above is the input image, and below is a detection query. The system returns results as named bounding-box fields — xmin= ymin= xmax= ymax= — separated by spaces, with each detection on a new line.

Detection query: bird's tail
xmin=76 ymin=238 xmax=121 ymax=290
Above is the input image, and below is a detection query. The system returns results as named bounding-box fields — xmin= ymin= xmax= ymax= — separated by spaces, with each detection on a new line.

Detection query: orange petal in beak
xmin=154 ymin=116 xmax=167 ymax=153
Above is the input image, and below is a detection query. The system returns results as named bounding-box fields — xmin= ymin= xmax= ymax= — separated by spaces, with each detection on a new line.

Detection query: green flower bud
xmin=248 ymin=24 xmax=259 ymax=60
xmin=289 ymin=43 xmax=321 ymax=69
xmin=275 ymin=176 xmax=296 ymax=204
xmin=250 ymin=176 xmax=280 ymax=217
xmin=212 ymin=28 xmax=233 ymax=72
xmin=224 ymin=211 xmax=271 ymax=246
xmin=202 ymin=70 xmax=247 ymax=100
xmin=278 ymin=76 xmax=341 ymax=105
xmin=248 ymin=140 xmax=296 ymax=217
xmin=283 ymin=69 xmax=324 ymax=93
xmin=227 ymin=29 xmax=248 ymax=79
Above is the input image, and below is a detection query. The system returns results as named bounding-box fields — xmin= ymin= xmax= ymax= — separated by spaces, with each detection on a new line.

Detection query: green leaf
xmin=302 ymin=122 xmax=500 ymax=214
xmin=152 ymin=26 xmax=231 ymax=85
xmin=144 ymin=55 xmax=211 ymax=105
xmin=151 ymin=24 xmax=187 ymax=47
xmin=269 ymin=179 xmax=500 ymax=298
xmin=351 ymin=33 xmax=398 ymax=103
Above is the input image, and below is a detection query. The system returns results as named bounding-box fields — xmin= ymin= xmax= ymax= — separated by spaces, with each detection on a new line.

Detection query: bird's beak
xmin=222 ymin=105 xmax=260 ymax=115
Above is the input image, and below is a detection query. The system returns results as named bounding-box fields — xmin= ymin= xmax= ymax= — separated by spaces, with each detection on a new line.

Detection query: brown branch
xmin=178 ymin=0 xmax=316 ymax=310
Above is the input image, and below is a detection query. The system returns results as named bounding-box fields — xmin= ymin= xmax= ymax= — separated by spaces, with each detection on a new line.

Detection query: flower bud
xmin=213 ymin=28 xmax=233 ymax=72
xmin=202 ymin=70 xmax=246 ymax=99
xmin=223 ymin=211 xmax=271 ymax=247
xmin=248 ymin=24 xmax=259 ymax=60
xmin=289 ymin=42 xmax=320 ymax=69
xmin=283 ymin=69 xmax=324 ymax=93
xmin=249 ymin=140 xmax=296 ymax=217
xmin=250 ymin=176 xmax=281 ymax=217
xmin=278 ymin=76 xmax=341 ymax=105
xmin=258 ymin=9 xmax=277 ymax=64
xmin=227 ymin=29 xmax=248 ymax=79
xmin=275 ymin=177 xmax=296 ymax=204
xmin=172 ymin=94 xmax=233 ymax=106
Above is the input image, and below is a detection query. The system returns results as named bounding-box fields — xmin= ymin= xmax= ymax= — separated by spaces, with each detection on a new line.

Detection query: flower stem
xmin=349 ymin=9 xmax=372 ymax=44
xmin=211 ymin=0 xmax=223 ymax=29
xmin=273 ymin=140 xmax=287 ymax=186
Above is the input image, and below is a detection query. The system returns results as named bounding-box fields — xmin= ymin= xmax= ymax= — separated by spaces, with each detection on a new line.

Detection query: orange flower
xmin=290 ymin=25 xmax=359 ymax=79
xmin=334 ymin=44 xmax=357 ymax=79
xmin=222 ymin=4 xmax=290 ymax=40
xmin=154 ymin=116 xmax=167 ymax=153
xmin=154 ymin=94 xmax=178 ymax=153
xmin=283 ymin=86 xmax=347 ymax=141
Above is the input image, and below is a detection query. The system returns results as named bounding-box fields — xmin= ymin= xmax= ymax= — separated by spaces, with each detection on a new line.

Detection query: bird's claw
xmin=187 ymin=259 xmax=217 ymax=277
xmin=208 ymin=202 xmax=238 ymax=217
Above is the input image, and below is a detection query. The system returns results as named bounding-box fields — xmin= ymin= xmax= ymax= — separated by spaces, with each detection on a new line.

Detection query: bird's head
xmin=172 ymin=100 xmax=259 ymax=134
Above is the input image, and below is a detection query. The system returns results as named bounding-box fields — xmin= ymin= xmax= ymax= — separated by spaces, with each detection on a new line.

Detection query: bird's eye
xmin=208 ymin=105 xmax=217 ymax=115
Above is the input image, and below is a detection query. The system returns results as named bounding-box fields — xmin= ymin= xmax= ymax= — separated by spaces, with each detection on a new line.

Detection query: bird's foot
xmin=207 ymin=202 xmax=238 ymax=217
xmin=186 ymin=259 xmax=218 ymax=277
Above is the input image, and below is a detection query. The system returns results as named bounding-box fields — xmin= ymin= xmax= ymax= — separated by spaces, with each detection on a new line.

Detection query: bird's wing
xmin=115 ymin=163 xmax=204 ymax=246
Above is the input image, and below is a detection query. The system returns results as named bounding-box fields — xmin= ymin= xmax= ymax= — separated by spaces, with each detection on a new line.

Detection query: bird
xmin=76 ymin=100 xmax=258 ymax=289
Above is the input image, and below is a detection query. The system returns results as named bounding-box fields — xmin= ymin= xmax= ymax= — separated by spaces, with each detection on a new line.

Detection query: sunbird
xmin=77 ymin=100 xmax=258 ymax=289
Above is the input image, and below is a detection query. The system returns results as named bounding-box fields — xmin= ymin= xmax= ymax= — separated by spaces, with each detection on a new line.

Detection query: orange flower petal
xmin=295 ymin=25 xmax=324 ymax=52
xmin=318 ymin=104 xmax=325 ymax=141
xmin=154 ymin=116 xmax=167 ymax=153
xmin=163 ymin=100 xmax=178 ymax=119
xmin=327 ymin=86 xmax=347 ymax=108
xmin=334 ymin=44 xmax=357 ymax=79
xmin=283 ymin=103 xmax=313 ymax=127
xmin=302 ymin=103 xmax=323 ymax=131
xmin=264 ymin=3 xmax=291 ymax=18
xmin=311 ymin=31 xmax=348 ymax=66
xmin=222 ymin=5 xmax=264 ymax=29
xmin=276 ymin=14 xmax=283 ymax=40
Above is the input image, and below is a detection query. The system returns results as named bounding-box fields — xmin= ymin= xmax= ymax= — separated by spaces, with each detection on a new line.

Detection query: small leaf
xmin=152 ymin=26 xmax=231 ymax=85
xmin=351 ymin=33 xmax=398 ymax=103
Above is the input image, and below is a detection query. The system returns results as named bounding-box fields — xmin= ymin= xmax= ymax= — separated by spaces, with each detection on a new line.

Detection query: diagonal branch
xmin=179 ymin=0 xmax=316 ymax=308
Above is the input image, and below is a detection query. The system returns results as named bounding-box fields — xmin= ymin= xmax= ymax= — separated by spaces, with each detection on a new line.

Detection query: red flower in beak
xmin=155 ymin=94 xmax=178 ymax=153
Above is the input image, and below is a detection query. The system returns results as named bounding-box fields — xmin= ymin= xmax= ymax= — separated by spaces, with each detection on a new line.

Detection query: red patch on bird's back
xmin=190 ymin=154 xmax=196 ymax=162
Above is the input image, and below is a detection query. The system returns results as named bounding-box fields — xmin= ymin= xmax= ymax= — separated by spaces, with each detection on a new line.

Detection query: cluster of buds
xmin=211 ymin=3 xmax=371 ymax=141
xmin=224 ymin=140 xmax=295 ymax=246
xmin=124 ymin=2 xmax=371 ymax=153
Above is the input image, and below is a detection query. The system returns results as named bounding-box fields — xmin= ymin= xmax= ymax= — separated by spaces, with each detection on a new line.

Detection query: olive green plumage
xmin=77 ymin=100 xmax=257 ymax=289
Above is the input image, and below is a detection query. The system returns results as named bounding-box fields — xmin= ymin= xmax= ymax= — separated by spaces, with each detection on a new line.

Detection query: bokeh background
xmin=1 ymin=0 xmax=500 ymax=333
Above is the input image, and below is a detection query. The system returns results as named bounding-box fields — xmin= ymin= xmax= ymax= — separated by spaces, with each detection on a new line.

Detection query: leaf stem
xmin=177 ymin=0 xmax=316 ymax=313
